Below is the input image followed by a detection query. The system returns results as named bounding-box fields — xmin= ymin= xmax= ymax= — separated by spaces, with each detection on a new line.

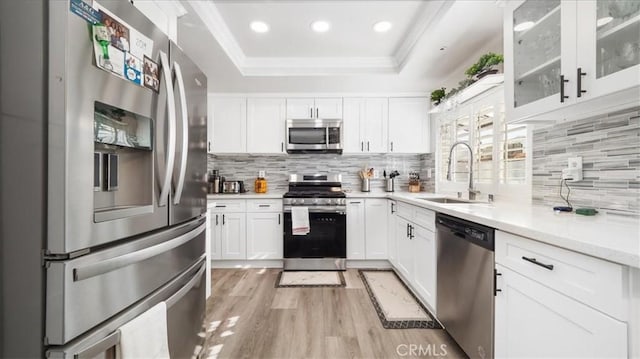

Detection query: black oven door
xmin=283 ymin=210 xmax=346 ymax=258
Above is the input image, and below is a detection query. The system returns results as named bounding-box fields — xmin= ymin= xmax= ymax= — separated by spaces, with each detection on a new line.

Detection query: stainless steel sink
xmin=419 ymin=197 xmax=473 ymax=204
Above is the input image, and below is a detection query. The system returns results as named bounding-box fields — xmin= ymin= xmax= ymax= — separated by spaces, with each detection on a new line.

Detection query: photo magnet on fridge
xmin=143 ymin=56 xmax=160 ymax=93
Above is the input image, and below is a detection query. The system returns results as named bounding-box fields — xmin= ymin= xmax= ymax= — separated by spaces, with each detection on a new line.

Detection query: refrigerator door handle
xmin=74 ymin=330 xmax=121 ymax=359
xmin=158 ymin=51 xmax=176 ymax=207
xmin=73 ymin=222 xmax=205 ymax=282
xmin=172 ymin=61 xmax=189 ymax=205
xmin=165 ymin=260 xmax=205 ymax=308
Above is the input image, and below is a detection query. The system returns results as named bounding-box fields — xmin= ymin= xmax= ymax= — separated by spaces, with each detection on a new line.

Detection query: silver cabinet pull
xmin=258 ymin=204 xmax=270 ymax=208
xmin=310 ymin=107 xmax=313 ymax=118
xmin=361 ymin=141 xmax=364 ymax=151
xmin=222 ymin=214 xmax=225 ymax=225
xmin=367 ymin=141 xmax=370 ymax=151
xmin=215 ymin=205 xmax=226 ymax=208
xmin=390 ymin=141 xmax=394 ymax=152
xmin=316 ymin=108 xmax=319 ymax=118
xmin=281 ymin=142 xmax=284 ymax=152
xmin=73 ymin=222 xmax=205 ymax=281
xmin=215 ymin=214 xmax=219 ymax=225
xmin=173 ymin=61 xmax=189 ymax=205
xmin=158 ymin=51 xmax=176 ymax=207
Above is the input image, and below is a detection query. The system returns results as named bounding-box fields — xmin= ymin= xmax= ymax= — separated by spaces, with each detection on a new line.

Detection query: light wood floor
xmin=201 ymin=269 xmax=466 ymax=359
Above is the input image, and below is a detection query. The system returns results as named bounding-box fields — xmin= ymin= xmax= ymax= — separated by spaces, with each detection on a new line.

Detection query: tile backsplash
xmin=532 ymin=106 xmax=640 ymax=214
xmin=208 ymin=153 xmax=436 ymax=193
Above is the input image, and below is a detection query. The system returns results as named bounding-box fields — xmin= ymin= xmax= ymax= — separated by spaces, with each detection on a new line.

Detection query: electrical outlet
xmin=562 ymin=157 xmax=583 ymax=182
xmin=427 ymin=168 xmax=433 ymax=179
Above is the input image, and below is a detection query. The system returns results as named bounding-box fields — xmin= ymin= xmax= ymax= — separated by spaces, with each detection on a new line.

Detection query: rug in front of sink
xmin=359 ymin=269 xmax=441 ymax=329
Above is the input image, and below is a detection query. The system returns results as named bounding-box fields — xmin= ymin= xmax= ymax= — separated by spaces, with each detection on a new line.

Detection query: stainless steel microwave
xmin=286 ymin=119 xmax=343 ymax=153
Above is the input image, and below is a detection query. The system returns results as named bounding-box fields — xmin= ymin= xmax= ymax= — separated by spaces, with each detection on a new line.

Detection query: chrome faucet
xmin=446 ymin=141 xmax=480 ymax=200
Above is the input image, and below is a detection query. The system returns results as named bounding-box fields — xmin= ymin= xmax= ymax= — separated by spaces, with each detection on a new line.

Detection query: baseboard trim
xmin=211 ymin=259 xmax=393 ymax=269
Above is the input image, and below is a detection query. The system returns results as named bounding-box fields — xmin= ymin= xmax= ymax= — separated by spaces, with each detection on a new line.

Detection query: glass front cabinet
xmin=505 ymin=0 xmax=640 ymax=122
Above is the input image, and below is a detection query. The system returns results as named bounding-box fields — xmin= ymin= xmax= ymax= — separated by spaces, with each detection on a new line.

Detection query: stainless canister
xmin=361 ymin=178 xmax=371 ymax=192
xmin=385 ymin=178 xmax=394 ymax=192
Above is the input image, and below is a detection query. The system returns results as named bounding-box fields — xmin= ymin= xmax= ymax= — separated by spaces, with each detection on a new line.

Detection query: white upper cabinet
xmin=575 ymin=0 xmax=640 ymax=101
xmin=286 ymin=98 xmax=343 ymax=119
xmin=247 ymin=98 xmax=286 ymax=154
xmin=342 ymin=98 xmax=388 ymax=154
xmin=505 ymin=0 xmax=640 ymax=122
xmin=286 ymin=98 xmax=315 ymax=119
xmin=388 ymin=97 xmax=430 ymax=153
xmin=209 ymin=97 xmax=246 ymax=153
xmin=315 ymin=98 xmax=343 ymax=119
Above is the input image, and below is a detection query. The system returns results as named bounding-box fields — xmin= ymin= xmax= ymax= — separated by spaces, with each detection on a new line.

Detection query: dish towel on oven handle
xmin=116 ymin=301 xmax=170 ymax=359
xmin=291 ymin=206 xmax=310 ymax=235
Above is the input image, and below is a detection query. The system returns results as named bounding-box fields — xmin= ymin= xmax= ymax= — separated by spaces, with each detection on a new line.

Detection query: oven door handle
xmin=284 ymin=206 xmax=346 ymax=214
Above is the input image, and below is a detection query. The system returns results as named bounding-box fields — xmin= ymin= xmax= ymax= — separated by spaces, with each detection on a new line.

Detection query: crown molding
xmin=188 ymin=0 xmax=246 ymax=68
xmin=394 ymin=1 xmax=454 ymax=71
xmin=242 ymin=56 xmax=398 ymax=76
xmin=188 ymin=0 xmax=452 ymax=76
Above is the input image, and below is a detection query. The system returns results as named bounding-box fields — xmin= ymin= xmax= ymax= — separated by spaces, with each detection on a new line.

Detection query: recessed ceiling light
xmin=373 ymin=21 xmax=392 ymax=33
xmin=311 ymin=20 xmax=331 ymax=33
xmin=513 ymin=21 xmax=535 ymax=32
xmin=250 ymin=21 xmax=269 ymax=33
xmin=596 ymin=16 xmax=613 ymax=27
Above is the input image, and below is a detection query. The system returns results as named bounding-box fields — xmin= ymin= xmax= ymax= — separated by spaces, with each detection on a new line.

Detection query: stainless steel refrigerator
xmin=0 ymin=1 xmax=208 ymax=357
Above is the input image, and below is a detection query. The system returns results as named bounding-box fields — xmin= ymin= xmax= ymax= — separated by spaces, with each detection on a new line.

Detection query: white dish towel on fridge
xmin=291 ymin=207 xmax=310 ymax=235
xmin=116 ymin=302 xmax=170 ymax=359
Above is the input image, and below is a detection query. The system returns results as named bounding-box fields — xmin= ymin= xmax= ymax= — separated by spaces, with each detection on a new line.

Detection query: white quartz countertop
xmin=390 ymin=193 xmax=640 ymax=269
xmin=206 ymin=191 xmax=640 ymax=268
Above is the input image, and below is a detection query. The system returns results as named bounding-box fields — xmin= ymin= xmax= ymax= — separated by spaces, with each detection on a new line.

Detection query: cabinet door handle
xmin=577 ymin=67 xmax=587 ymax=98
xmin=409 ymin=225 xmax=415 ymax=239
xmin=494 ymin=269 xmax=502 ymax=296
xmin=316 ymin=108 xmax=319 ymax=118
xmin=349 ymin=201 xmax=361 ymax=204
xmin=258 ymin=204 xmax=270 ymax=208
xmin=521 ymin=256 xmax=554 ymax=270
xmin=390 ymin=203 xmax=395 ymax=214
xmin=278 ymin=214 xmax=281 ymax=225
xmin=406 ymin=223 xmax=410 ymax=238
xmin=560 ymin=74 xmax=569 ymax=103
xmin=215 ymin=214 xmax=218 ymax=225
xmin=390 ymin=141 xmax=394 ymax=152
xmin=310 ymin=108 xmax=313 ymax=118
xmin=215 ymin=205 xmax=226 ymax=208
xmin=367 ymin=141 xmax=370 ymax=151
xmin=208 ymin=141 xmax=211 ymax=152
xmin=222 ymin=214 xmax=225 ymax=225
xmin=281 ymin=142 xmax=284 ymax=152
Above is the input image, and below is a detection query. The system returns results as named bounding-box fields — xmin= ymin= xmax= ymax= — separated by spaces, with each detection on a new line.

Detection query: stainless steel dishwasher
xmin=436 ymin=213 xmax=496 ymax=359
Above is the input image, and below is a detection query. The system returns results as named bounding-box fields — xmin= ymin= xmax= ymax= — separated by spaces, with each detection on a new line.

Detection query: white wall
xmin=439 ymin=35 xmax=503 ymax=92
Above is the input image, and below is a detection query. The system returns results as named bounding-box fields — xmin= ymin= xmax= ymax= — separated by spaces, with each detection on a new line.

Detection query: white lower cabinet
xmin=395 ymin=217 xmax=413 ymax=280
xmin=246 ymin=212 xmax=283 ymax=260
xmin=346 ymin=200 xmax=366 ymax=259
xmin=219 ymin=212 xmax=246 ymax=260
xmin=412 ymin=225 xmax=436 ymax=310
xmin=495 ymin=264 xmax=628 ymax=358
xmin=208 ymin=209 xmax=222 ymax=260
xmin=347 ymin=198 xmax=389 ymax=260
xmin=364 ymin=199 xmax=388 ymax=259
xmin=394 ymin=203 xmax=437 ymax=311
xmin=387 ymin=200 xmax=398 ymax=266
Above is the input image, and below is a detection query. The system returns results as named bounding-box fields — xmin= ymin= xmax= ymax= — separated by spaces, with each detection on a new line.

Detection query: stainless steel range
xmin=283 ymin=174 xmax=347 ymax=270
